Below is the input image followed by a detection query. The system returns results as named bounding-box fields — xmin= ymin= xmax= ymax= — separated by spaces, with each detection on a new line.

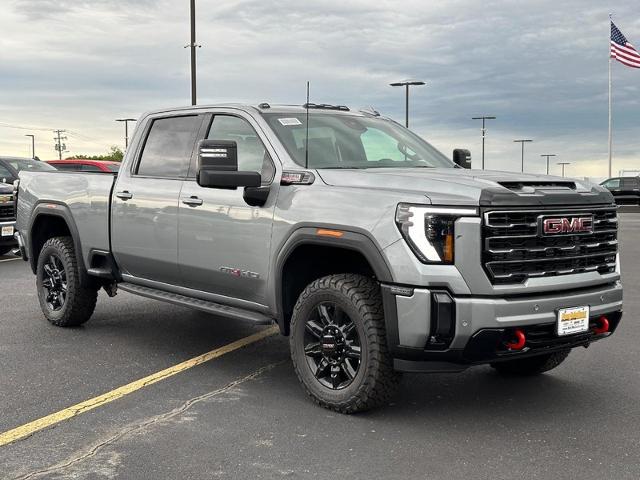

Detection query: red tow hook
xmin=505 ymin=329 xmax=526 ymax=351
xmin=593 ymin=316 xmax=610 ymax=335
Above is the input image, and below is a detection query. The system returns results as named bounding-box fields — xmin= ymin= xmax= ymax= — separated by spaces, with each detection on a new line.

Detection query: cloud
xmin=0 ymin=0 xmax=638 ymax=177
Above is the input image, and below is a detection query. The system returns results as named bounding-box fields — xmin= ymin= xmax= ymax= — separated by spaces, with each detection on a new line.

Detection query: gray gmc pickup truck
xmin=15 ymin=103 xmax=623 ymax=413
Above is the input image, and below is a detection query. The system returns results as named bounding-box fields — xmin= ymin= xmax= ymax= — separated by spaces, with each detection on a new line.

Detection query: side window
xmin=207 ymin=115 xmax=275 ymax=183
xmin=55 ymin=164 xmax=77 ymax=171
xmin=621 ymin=178 xmax=637 ymax=189
xmin=603 ymin=178 xmax=620 ymax=189
xmin=81 ymin=164 xmax=103 ymax=172
xmin=137 ymin=115 xmax=201 ymax=178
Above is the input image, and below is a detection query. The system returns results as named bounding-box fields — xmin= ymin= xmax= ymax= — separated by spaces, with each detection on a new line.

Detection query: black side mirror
xmin=197 ymin=139 xmax=261 ymax=189
xmin=453 ymin=149 xmax=472 ymax=169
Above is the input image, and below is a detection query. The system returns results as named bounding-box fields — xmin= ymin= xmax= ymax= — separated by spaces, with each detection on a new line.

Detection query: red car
xmin=47 ymin=159 xmax=120 ymax=173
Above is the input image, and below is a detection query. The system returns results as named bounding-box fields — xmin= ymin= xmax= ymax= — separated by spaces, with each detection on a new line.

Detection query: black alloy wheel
xmin=42 ymin=253 xmax=67 ymax=311
xmin=303 ymin=302 xmax=362 ymax=390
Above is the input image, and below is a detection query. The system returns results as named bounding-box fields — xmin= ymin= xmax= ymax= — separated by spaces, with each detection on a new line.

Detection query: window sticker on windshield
xmin=278 ymin=118 xmax=302 ymax=126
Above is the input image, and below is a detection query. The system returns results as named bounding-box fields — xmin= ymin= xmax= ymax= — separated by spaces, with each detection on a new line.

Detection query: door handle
xmin=182 ymin=196 xmax=203 ymax=207
xmin=116 ymin=191 xmax=133 ymax=200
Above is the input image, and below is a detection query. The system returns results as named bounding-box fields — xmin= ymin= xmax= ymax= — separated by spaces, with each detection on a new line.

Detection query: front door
xmin=111 ymin=114 xmax=203 ymax=285
xmin=178 ymin=112 xmax=278 ymax=306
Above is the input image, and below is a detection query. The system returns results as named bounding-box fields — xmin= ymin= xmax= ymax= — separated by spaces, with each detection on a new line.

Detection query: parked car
xmin=0 ymin=181 xmax=16 ymax=256
xmin=600 ymin=176 xmax=640 ymax=205
xmin=0 ymin=156 xmax=56 ymax=185
xmin=15 ymin=103 xmax=622 ymax=413
xmin=47 ymin=159 xmax=120 ymax=173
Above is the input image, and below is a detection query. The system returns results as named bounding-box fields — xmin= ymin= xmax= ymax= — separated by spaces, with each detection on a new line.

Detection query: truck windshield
xmin=262 ymin=112 xmax=454 ymax=169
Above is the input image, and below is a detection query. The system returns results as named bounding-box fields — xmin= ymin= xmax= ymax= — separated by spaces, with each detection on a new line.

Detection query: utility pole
xmin=513 ymin=139 xmax=533 ymax=172
xmin=116 ymin=118 xmax=137 ymax=149
xmin=389 ymin=79 xmax=426 ymax=128
xmin=540 ymin=154 xmax=556 ymax=175
xmin=557 ymin=162 xmax=571 ymax=177
xmin=53 ymin=130 xmax=67 ymax=160
xmin=472 ymin=116 xmax=496 ymax=169
xmin=25 ymin=134 xmax=35 ymax=159
xmin=184 ymin=0 xmax=201 ymax=105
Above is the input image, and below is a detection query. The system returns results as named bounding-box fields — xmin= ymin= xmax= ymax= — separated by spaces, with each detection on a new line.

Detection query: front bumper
xmin=381 ymin=280 xmax=623 ymax=372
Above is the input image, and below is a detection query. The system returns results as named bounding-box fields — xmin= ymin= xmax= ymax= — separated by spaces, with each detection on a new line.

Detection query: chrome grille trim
xmin=482 ymin=206 xmax=618 ymax=285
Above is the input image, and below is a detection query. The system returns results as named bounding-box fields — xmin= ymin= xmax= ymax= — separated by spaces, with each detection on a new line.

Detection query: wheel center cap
xmin=320 ymin=327 xmax=345 ymax=360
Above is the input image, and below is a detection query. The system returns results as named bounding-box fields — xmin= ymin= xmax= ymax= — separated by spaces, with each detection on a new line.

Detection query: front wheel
xmin=289 ymin=274 xmax=399 ymax=413
xmin=491 ymin=349 xmax=571 ymax=375
xmin=36 ymin=236 xmax=98 ymax=327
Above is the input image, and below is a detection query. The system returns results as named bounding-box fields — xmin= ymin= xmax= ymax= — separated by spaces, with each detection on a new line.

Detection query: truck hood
xmin=316 ymin=168 xmax=613 ymax=207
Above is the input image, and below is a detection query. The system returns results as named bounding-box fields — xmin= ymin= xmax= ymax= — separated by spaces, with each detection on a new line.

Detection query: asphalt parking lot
xmin=1 ymin=215 xmax=639 ymax=480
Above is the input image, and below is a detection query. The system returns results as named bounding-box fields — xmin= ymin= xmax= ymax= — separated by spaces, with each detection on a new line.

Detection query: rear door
xmin=111 ymin=114 xmax=204 ymax=285
xmin=621 ymin=177 xmax=640 ymax=205
xmin=177 ymin=111 xmax=278 ymax=306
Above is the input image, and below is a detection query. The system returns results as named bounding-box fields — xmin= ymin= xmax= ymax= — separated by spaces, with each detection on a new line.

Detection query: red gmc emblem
xmin=540 ymin=216 xmax=594 ymax=235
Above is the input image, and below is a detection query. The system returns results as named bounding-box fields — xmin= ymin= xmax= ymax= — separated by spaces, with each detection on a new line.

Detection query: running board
xmin=118 ymin=283 xmax=274 ymax=325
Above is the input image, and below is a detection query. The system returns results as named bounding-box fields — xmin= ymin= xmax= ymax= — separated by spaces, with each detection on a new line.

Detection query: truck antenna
xmin=305 ymin=81 xmax=310 ymax=169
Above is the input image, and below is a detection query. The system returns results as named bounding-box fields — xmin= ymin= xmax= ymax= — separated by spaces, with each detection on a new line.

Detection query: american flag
xmin=611 ymin=21 xmax=640 ymax=68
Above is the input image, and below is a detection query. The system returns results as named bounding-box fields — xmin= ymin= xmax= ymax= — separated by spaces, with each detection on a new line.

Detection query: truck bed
xmin=16 ymin=171 xmax=116 ymax=267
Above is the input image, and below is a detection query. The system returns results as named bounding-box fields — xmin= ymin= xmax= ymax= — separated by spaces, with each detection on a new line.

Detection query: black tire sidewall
xmin=291 ymin=286 xmax=371 ymax=405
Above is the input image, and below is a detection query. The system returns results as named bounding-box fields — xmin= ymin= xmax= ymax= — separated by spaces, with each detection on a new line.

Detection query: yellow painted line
xmin=0 ymin=257 xmax=21 ymax=263
xmin=0 ymin=326 xmax=278 ymax=447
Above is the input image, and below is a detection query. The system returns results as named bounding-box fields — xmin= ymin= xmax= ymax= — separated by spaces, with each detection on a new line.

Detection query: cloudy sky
xmin=1 ymin=0 xmax=638 ymax=178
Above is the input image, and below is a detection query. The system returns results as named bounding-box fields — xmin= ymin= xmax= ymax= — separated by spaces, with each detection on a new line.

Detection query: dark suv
xmin=0 ymin=156 xmax=55 ymax=185
xmin=600 ymin=177 xmax=640 ymax=205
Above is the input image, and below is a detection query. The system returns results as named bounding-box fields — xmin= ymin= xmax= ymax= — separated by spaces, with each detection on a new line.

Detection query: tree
xmin=67 ymin=146 xmax=124 ymax=162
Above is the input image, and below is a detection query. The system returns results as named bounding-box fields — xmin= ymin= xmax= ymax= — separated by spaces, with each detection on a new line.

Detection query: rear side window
xmin=81 ymin=164 xmax=103 ymax=172
xmin=621 ymin=178 xmax=638 ymax=189
xmin=53 ymin=163 xmax=80 ymax=171
xmin=137 ymin=116 xmax=201 ymax=178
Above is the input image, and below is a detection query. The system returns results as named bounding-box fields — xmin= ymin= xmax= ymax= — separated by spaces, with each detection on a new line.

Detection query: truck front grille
xmin=482 ymin=206 xmax=618 ymax=285
xmin=0 ymin=197 xmax=15 ymax=221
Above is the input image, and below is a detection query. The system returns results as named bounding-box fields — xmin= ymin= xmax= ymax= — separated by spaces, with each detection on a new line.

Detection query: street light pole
xmin=390 ymin=79 xmax=426 ymax=128
xmin=472 ymin=116 xmax=496 ymax=170
xmin=540 ymin=154 xmax=557 ymax=175
xmin=116 ymin=119 xmax=137 ymax=149
xmin=183 ymin=0 xmax=201 ymax=106
xmin=513 ymin=139 xmax=533 ymax=172
xmin=25 ymin=134 xmax=35 ymax=159
xmin=557 ymin=162 xmax=571 ymax=177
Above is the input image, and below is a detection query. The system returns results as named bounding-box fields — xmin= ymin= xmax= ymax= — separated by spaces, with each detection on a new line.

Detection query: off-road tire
xmin=290 ymin=273 xmax=399 ymax=413
xmin=491 ymin=349 xmax=571 ymax=375
xmin=36 ymin=236 xmax=98 ymax=327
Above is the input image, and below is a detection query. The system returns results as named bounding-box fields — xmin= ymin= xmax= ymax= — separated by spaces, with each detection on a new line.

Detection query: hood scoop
xmin=498 ymin=181 xmax=576 ymax=193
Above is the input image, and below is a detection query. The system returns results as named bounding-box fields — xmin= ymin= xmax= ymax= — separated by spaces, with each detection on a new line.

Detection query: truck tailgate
xmin=17 ymin=171 xmax=116 ymax=267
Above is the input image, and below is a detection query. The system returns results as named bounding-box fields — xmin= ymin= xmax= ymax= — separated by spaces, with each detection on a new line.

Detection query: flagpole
xmin=608 ymin=15 xmax=613 ymax=178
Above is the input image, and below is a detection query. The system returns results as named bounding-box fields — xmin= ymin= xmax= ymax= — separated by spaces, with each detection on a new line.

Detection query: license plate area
xmin=557 ymin=306 xmax=590 ymax=336
xmin=1 ymin=225 xmax=14 ymax=237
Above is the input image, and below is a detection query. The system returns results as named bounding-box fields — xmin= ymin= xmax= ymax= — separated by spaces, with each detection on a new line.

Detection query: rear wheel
xmin=290 ymin=274 xmax=399 ymax=413
xmin=491 ymin=349 xmax=571 ymax=375
xmin=36 ymin=236 xmax=98 ymax=327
